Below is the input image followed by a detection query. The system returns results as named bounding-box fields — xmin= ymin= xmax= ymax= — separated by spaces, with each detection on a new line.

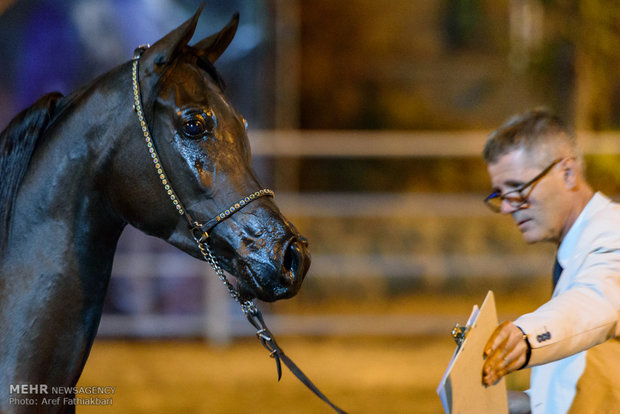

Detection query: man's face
xmin=487 ymin=148 xmax=568 ymax=244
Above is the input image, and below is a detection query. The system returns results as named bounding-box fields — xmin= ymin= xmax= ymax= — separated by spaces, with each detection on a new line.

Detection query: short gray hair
xmin=483 ymin=109 xmax=580 ymax=166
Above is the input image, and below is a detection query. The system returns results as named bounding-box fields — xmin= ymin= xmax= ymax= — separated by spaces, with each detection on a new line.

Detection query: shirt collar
xmin=557 ymin=192 xmax=610 ymax=266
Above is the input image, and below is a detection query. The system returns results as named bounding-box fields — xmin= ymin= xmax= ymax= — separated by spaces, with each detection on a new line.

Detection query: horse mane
xmin=0 ymin=92 xmax=64 ymax=252
xmin=145 ymin=48 xmax=227 ymax=126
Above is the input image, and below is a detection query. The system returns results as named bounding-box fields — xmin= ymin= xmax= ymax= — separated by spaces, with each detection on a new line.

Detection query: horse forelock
xmin=0 ymin=92 xmax=64 ymax=252
xmin=144 ymin=48 xmax=227 ymax=125
xmin=193 ymin=52 xmax=227 ymax=91
xmin=171 ymin=47 xmax=227 ymax=91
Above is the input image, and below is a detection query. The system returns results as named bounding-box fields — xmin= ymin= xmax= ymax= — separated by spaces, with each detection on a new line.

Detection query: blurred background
xmin=2 ymin=0 xmax=620 ymax=412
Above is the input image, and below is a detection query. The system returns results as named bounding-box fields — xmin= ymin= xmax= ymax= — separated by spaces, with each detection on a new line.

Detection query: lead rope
xmin=195 ymin=234 xmax=347 ymax=414
xmin=132 ymin=46 xmax=346 ymax=414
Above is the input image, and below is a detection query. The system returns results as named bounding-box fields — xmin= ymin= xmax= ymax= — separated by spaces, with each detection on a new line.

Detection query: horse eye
xmin=182 ymin=119 xmax=205 ymax=137
xmin=180 ymin=111 xmax=217 ymax=139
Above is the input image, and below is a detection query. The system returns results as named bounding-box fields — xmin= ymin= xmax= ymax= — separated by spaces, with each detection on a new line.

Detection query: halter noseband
xmin=130 ymin=45 xmax=346 ymax=414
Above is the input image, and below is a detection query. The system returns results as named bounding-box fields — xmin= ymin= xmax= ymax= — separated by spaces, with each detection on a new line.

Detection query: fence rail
xmin=100 ymin=130 xmax=618 ymax=341
xmin=248 ymin=130 xmax=620 ymax=157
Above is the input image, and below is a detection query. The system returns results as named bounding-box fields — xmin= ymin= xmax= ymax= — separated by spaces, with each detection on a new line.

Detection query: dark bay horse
xmin=0 ymin=8 xmax=310 ymax=413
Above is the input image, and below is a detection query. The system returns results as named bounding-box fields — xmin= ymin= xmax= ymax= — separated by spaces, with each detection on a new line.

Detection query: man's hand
xmin=482 ymin=321 xmax=529 ymax=386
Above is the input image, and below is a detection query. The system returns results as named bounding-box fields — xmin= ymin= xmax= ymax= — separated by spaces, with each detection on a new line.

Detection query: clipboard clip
xmin=451 ymin=323 xmax=470 ymax=348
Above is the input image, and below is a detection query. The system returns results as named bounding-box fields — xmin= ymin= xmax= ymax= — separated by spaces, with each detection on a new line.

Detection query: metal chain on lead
xmin=196 ymin=235 xmax=258 ymax=314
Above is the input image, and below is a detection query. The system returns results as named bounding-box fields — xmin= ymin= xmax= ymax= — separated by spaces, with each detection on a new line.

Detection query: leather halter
xmin=191 ymin=188 xmax=275 ymax=243
xmin=131 ymin=46 xmax=346 ymax=413
xmin=131 ymin=45 xmax=273 ymax=242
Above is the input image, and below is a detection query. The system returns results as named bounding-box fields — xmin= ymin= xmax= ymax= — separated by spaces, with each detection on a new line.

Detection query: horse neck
xmin=8 ymin=78 xmax=129 ymax=275
xmin=0 ymin=68 xmax=130 ymax=389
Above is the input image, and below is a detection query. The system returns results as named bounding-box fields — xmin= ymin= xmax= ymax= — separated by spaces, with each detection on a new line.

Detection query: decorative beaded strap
xmin=131 ymin=46 xmax=187 ymax=217
xmin=198 ymin=189 xmax=274 ymax=236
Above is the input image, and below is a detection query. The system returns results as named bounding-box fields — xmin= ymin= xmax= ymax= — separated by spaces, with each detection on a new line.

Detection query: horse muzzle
xmin=181 ymin=190 xmax=311 ymax=303
xmin=235 ymin=233 xmax=310 ymax=302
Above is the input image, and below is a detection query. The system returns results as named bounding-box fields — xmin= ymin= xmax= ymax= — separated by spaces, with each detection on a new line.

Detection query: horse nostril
xmin=282 ymin=239 xmax=305 ymax=282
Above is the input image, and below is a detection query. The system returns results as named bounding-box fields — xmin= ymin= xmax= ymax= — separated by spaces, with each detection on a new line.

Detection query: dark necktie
xmin=552 ymin=257 xmax=563 ymax=289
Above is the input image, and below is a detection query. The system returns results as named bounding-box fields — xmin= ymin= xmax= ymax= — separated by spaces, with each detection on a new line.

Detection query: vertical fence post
xmin=204 ymin=267 xmax=233 ymax=345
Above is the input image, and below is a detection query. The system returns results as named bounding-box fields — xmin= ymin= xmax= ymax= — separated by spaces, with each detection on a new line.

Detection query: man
xmin=480 ymin=109 xmax=620 ymax=414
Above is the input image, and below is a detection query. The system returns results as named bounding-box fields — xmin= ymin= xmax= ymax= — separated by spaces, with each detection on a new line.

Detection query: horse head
xmin=108 ymin=8 xmax=309 ymax=302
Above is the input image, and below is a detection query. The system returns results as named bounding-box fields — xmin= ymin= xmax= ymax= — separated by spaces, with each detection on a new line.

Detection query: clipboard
xmin=437 ymin=291 xmax=508 ymax=414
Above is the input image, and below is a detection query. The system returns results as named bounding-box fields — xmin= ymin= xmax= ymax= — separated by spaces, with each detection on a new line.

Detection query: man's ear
xmin=562 ymin=157 xmax=579 ymax=189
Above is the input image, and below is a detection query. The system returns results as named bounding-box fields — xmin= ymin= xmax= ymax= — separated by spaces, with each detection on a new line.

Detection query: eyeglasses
xmin=484 ymin=158 xmax=564 ymax=213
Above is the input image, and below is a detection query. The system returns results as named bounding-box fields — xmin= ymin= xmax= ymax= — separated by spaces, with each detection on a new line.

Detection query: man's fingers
xmin=502 ymin=346 xmax=527 ymax=372
xmin=483 ymin=350 xmax=525 ymax=386
xmin=483 ymin=321 xmax=512 ymax=357
xmin=481 ymin=321 xmax=528 ymax=386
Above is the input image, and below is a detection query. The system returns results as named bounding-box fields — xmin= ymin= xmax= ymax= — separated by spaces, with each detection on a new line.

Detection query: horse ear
xmin=140 ymin=5 xmax=204 ymax=70
xmin=194 ymin=13 xmax=239 ymax=63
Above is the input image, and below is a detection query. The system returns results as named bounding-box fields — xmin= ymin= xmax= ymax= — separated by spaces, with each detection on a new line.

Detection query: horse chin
xmin=235 ymin=266 xmax=303 ymax=303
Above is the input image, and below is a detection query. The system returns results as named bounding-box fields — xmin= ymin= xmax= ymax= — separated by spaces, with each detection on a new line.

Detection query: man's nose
xmin=500 ymin=199 xmax=521 ymax=214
